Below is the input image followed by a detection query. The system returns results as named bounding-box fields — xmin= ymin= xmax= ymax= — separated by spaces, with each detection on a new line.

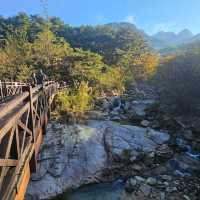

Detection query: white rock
xmin=141 ymin=120 xmax=150 ymax=127
xmin=146 ymin=177 xmax=157 ymax=186
xmin=26 ymin=121 xmax=170 ymax=199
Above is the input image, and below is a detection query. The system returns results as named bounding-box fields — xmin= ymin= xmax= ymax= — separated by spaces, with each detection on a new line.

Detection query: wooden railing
xmin=0 ymin=81 xmax=61 ymax=200
xmin=0 ymin=81 xmax=27 ymax=102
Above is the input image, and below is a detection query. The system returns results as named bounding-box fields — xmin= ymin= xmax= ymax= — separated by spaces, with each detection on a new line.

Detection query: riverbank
xmin=26 ymin=85 xmax=200 ymax=200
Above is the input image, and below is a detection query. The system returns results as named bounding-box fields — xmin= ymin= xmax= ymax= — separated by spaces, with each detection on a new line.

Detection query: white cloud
xmin=123 ymin=15 xmax=135 ymax=24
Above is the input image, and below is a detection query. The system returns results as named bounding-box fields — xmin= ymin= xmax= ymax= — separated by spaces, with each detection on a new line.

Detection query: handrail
xmin=0 ymin=81 xmax=62 ymax=200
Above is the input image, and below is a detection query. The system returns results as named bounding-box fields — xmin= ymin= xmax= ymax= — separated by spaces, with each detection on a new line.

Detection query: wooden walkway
xmin=0 ymin=81 xmax=64 ymax=200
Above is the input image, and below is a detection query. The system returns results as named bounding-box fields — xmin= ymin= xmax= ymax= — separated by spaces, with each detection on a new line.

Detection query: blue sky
xmin=0 ymin=0 xmax=200 ymax=35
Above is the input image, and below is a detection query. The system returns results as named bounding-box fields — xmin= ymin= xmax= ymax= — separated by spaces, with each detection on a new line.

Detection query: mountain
xmin=103 ymin=23 xmax=200 ymax=53
xmin=104 ymin=22 xmax=148 ymax=38
xmin=151 ymin=29 xmax=194 ymax=49
xmin=105 ymin=22 xmax=139 ymax=32
xmin=191 ymin=33 xmax=200 ymax=42
xmin=178 ymin=29 xmax=194 ymax=41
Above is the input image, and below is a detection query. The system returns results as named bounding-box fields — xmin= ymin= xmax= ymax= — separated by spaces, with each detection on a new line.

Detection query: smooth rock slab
xmin=26 ymin=120 xmax=169 ymax=199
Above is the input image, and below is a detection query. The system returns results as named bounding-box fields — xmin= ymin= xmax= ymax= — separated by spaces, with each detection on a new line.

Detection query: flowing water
xmin=54 ymin=137 xmax=200 ymax=200
xmin=54 ymin=180 xmax=125 ymax=200
xmin=176 ymin=138 xmax=200 ymax=160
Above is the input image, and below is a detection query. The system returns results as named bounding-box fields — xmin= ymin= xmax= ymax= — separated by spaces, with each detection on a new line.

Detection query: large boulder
xmin=26 ymin=121 xmax=170 ymax=199
xmin=128 ymin=100 xmax=155 ymax=122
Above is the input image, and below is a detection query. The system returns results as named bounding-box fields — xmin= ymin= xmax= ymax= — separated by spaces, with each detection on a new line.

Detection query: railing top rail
xmin=0 ymin=81 xmax=59 ymax=118
xmin=0 ymin=80 xmax=56 ymax=85
xmin=0 ymin=81 xmax=27 ymax=85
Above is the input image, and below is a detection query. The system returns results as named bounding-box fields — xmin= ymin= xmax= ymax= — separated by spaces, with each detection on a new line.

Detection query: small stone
xmin=151 ymin=121 xmax=160 ymax=129
xmin=141 ymin=120 xmax=150 ymax=127
xmin=166 ymin=186 xmax=177 ymax=193
xmin=160 ymin=192 xmax=165 ymax=200
xmin=139 ymin=184 xmax=152 ymax=196
xmin=183 ymin=130 xmax=194 ymax=141
xmin=146 ymin=177 xmax=157 ymax=186
xmin=144 ymin=152 xmax=155 ymax=166
xmin=110 ymin=116 xmax=121 ymax=121
xmin=124 ymin=178 xmax=137 ymax=193
xmin=173 ymin=180 xmax=180 ymax=186
xmin=183 ymin=195 xmax=191 ymax=200
xmin=163 ymin=181 xmax=169 ymax=187
xmin=130 ymin=156 xmax=137 ymax=162
xmin=130 ymin=178 xmax=137 ymax=187
xmin=102 ymin=99 xmax=110 ymax=111
xmin=132 ymin=164 xmax=142 ymax=171
xmin=160 ymin=175 xmax=172 ymax=181
xmin=156 ymin=144 xmax=173 ymax=161
xmin=135 ymin=176 xmax=145 ymax=183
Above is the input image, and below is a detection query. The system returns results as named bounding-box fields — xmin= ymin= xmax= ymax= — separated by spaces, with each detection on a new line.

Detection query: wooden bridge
xmin=0 ymin=81 xmax=64 ymax=200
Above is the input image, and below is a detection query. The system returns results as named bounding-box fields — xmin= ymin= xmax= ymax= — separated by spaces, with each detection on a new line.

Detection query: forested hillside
xmin=2 ymin=8 xmax=200 ymax=200
xmin=1 ymin=13 xmax=200 ymax=116
xmin=0 ymin=13 xmax=158 ymax=80
xmin=0 ymin=13 xmax=159 ymax=117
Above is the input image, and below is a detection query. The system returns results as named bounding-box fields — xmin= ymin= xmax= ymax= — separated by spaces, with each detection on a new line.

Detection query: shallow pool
xmin=54 ymin=180 xmax=125 ymax=200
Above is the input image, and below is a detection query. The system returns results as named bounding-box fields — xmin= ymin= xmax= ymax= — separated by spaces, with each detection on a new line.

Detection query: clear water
xmin=54 ymin=180 xmax=125 ymax=200
xmin=176 ymin=138 xmax=200 ymax=160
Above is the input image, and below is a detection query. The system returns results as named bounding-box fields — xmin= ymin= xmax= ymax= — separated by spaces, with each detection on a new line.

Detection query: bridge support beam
xmin=14 ymin=163 xmax=30 ymax=200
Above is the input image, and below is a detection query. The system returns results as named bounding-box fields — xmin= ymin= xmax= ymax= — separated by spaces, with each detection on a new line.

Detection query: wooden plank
xmin=34 ymin=129 xmax=43 ymax=156
xmin=18 ymin=120 xmax=32 ymax=136
xmin=0 ymin=91 xmax=29 ymax=119
xmin=15 ymin=125 xmax=21 ymax=159
xmin=0 ymin=159 xmax=18 ymax=167
xmin=14 ymin=163 xmax=30 ymax=200
xmin=0 ymin=167 xmax=17 ymax=200
xmin=0 ymin=101 xmax=30 ymax=141
xmin=0 ymin=127 xmax=15 ymax=189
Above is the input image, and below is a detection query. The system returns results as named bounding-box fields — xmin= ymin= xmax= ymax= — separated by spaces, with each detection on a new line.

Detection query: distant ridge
xmin=151 ymin=29 xmax=194 ymax=49
xmin=103 ymin=22 xmax=200 ymax=51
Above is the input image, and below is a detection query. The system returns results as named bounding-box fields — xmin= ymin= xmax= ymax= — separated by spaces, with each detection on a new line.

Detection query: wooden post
xmin=0 ymin=81 xmax=6 ymax=101
xmin=0 ymin=80 xmax=3 ymax=101
xmin=23 ymin=86 xmax=37 ymax=173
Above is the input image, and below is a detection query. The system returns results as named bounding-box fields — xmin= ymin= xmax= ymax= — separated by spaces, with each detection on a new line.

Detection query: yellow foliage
xmin=31 ymin=28 xmax=72 ymax=68
xmin=133 ymin=53 xmax=159 ymax=82
xmin=55 ymin=81 xmax=93 ymax=116
xmin=99 ymin=67 xmax=125 ymax=94
xmin=0 ymin=32 xmax=32 ymax=81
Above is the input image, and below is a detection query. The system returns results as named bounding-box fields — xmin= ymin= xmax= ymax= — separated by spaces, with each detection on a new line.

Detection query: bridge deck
xmin=0 ymin=81 xmax=62 ymax=200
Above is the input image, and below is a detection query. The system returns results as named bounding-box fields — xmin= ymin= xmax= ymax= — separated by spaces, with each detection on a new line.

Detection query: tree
xmin=0 ymin=30 xmax=32 ymax=81
xmin=30 ymin=28 xmax=72 ymax=79
xmin=155 ymin=52 xmax=200 ymax=114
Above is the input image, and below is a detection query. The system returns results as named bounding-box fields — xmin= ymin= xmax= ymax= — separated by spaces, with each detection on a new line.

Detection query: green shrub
xmin=54 ymin=81 xmax=93 ymax=120
xmin=99 ymin=67 xmax=125 ymax=94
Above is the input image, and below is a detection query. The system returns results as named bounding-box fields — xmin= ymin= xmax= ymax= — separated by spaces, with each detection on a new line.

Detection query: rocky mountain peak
xmin=178 ymin=29 xmax=193 ymax=40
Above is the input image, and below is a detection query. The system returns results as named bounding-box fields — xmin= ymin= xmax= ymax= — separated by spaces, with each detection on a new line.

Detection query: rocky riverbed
xmin=26 ymin=85 xmax=200 ymax=200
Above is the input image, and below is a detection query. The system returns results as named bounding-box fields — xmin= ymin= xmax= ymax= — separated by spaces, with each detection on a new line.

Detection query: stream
xmin=53 ymin=139 xmax=200 ymax=200
xmin=54 ymin=180 xmax=125 ymax=200
xmin=176 ymin=138 xmax=200 ymax=160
